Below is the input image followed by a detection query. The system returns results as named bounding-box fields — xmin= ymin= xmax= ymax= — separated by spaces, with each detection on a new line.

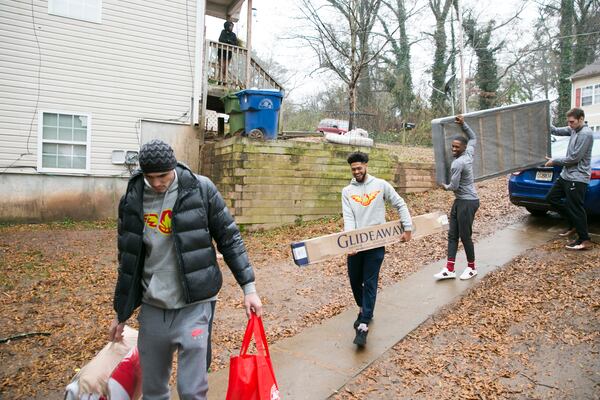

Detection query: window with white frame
xmin=581 ymin=85 xmax=593 ymax=106
xmin=39 ymin=112 xmax=90 ymax=172
xmin=48 ymin=0 xmax=102 ymax=23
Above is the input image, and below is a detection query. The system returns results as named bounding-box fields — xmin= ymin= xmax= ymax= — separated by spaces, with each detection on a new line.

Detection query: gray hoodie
xmin=141 ymin=171 xmax=189 ymax=309
xmin=140 ymin=170 xmax=255 ymax=310
xmin=342 ymin=174 xmax=412 ymax=232
xmin=551 ymin=124 xmax=594 ymax=184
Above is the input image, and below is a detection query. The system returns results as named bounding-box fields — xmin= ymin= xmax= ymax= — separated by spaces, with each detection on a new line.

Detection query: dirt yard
xmin=3 ymin=175 xmax=595 ymax=399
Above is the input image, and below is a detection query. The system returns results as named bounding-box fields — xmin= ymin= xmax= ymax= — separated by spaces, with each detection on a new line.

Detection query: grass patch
xmin=0 ymin=218 xmax=117 ymax=232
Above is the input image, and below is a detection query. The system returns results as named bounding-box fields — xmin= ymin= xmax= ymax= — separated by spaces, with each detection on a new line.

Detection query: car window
xmin=552 ymin=136 xmax=600 ymax=157
xmin=551 ymin=138 xmax=570 ymax=157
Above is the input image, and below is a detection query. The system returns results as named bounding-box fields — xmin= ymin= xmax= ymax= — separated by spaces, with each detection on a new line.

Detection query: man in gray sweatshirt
xmin=545 ymin=107 xmax=594 ymax=250
xmin=434 ymin=115 xmax=480 ymax=281
xmin=342 ymin=151 xmax=412 ymax=347
xmin=109 ymin=139 xmax=262 ymax=400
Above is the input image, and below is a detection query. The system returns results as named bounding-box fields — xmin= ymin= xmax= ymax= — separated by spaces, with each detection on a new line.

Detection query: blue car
xmin=508 ymin=132 xmax=600 ymax=217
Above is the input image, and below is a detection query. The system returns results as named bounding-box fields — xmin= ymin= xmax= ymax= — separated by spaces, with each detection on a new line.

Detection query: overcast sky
xmin=205 ymin=0 xmax=539 ymax=103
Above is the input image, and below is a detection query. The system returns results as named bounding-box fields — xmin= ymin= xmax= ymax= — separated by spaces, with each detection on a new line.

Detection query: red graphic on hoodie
xmin=351 ymin=190 xmax=381 ymax=206
xmin=158 ymin=210 xmax=172 ymax=234
xmin=144 ymin=213 xmax=158 ymax=228
xmin=144 ymin=210 xmax=172 ymax=235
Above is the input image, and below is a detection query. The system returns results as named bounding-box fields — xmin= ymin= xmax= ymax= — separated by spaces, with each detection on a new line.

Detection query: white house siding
xmin=0 ymin=0 xmax=198 ymax=177
xmin=571 ymin=75 xmax=600 ymax=130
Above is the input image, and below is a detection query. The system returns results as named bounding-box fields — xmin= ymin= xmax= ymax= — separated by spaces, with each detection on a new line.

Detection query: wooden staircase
xmin=201 ymin=40 xmax=283 ymax=122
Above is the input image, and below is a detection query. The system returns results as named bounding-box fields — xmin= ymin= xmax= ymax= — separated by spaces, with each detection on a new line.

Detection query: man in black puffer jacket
xmin=108 ymin=139 xmax=262 ymax=400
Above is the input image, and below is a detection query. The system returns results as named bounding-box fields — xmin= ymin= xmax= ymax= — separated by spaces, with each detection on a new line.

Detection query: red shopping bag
xmin=107 ymin=346 xmax=141 ymax=400
xmin=225 ymin=314 xmax=280 ymax=400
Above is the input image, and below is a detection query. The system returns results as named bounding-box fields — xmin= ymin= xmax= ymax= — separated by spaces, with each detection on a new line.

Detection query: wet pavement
xmin=207 ymin=216 xmax=598 ymax=400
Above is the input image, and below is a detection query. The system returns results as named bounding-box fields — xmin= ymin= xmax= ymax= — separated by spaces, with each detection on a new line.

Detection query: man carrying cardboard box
xmin=342 ymin=151 xmax=413 ymax=347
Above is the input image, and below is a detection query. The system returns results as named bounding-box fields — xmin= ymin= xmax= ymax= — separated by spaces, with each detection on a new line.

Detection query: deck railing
xmin=205 ymin=40 xmax=282 ymax=92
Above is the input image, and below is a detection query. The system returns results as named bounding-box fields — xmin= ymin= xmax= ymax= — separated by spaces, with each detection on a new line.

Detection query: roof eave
xmin=206 ymin=0 xmax=245 ymax=22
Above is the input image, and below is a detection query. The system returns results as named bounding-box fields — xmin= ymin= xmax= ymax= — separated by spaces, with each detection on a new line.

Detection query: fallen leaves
xmin=0 ymin=176 xmax=540 ymax=398
xmin=332 ymin=240 xmax=600 ymax=399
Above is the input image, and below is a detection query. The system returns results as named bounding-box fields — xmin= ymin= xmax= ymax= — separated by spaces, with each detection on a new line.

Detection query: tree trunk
xmin=430 ymin=0 xmax=452 ymax=116
xmin=558 ymin=0 xmax=574 ymax=124
xmin=463 ymin=18 xmax=500 ymax=110
xmin=379 ymin=0 xmax=414 ymax=120
xmin=349 ymin=83 xmax=357 ymax=130
xmin=432 ymin=20 xmax=448 ymax=115
xmin=397 ymin=0 xmax=413 ymax=118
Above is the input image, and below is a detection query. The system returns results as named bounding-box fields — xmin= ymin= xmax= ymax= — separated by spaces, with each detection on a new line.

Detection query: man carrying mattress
xmin=434 ymin=114 xmax=480 ymax=281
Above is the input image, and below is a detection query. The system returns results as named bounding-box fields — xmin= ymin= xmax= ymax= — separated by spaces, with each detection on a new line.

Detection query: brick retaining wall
xmin=200 ymin=137 xmax=434 ymax=229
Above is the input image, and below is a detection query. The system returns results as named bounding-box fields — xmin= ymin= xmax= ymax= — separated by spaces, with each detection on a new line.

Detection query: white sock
xmin=357 ymin=323 xmax=368 ymax=332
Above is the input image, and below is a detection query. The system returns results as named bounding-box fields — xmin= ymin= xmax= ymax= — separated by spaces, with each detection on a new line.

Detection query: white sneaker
xmin=460 ymin=267 xmax=478 ymax=280
xmin=434 ymin=267 xmax=456 ymax=280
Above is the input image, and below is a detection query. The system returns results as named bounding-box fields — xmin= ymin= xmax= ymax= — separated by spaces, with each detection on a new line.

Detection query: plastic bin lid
xmin=235 ymin=89 xmax=283 ymax=97
xmin=221 ymin=92 xmax=240 ymax=101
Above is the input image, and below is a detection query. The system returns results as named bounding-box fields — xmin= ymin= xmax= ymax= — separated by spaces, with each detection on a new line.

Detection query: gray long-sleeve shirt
xmin=551 ymin=124 xmax=594 ymax=184
xmin=443 ymin=122 xmax=479 ymax=200
xmin=342 ymin=174 xmax=412 ymax=232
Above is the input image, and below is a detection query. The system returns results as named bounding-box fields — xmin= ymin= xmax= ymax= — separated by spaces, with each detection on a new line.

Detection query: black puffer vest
xmin=113 ymin=164 xmax=254 ymax=323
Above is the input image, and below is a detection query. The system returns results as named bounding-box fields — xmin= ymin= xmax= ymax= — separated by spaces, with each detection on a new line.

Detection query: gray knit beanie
xmin=138 ymin=139 xmax=177 ymax=173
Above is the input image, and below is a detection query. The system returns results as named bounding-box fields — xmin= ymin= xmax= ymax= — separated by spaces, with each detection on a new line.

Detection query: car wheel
xmin=526 ymin=207 xmax=547 ymax=216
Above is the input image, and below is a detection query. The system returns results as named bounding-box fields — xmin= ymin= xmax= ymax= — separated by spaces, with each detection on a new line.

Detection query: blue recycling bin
xmin=235 ymin=89 xmax=284 ymax=139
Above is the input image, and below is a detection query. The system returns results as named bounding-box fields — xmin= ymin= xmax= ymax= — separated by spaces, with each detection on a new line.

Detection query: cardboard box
xmin=291 ymin=211 xmax=449 ymax=266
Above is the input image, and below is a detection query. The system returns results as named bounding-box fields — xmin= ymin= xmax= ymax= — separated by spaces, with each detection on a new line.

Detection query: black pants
xmin=546 ymin=177 xmax=590 ymax=241
xmin=448 ymin=199 xmax=480 ymax=262
xmin=347 ymin=247 xmax=385 ymax=325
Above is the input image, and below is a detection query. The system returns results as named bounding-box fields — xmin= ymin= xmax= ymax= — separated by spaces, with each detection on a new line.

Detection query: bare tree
xmin=427 ymin=0 xmax=453 ymax=116
xmin=573 ymin=0 xmax=600 ymax=71
xmin=462 ymin=16 xmax=502 ymax=109
xmin=539 ymin=0 xmax=600 ymax=122
xmin=501 ymin=6 xmax=561 ymax=104
xmin=378 ymin=0 xmax=422 ymax=120
xmin=296 ymin=0 xmax=384 ymax=129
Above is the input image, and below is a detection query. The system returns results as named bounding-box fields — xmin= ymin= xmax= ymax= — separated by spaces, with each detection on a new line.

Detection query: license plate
xmin=535 ymin=171 xmax=553 ymax=181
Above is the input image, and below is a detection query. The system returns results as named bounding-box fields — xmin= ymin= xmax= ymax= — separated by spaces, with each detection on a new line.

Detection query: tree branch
xmin=1 ymin=332 xmax=51 ymax=344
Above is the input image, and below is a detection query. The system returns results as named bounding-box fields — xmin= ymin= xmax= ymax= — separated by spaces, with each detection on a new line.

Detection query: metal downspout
xmin=192 ymin=0 xmax=206 ymax=126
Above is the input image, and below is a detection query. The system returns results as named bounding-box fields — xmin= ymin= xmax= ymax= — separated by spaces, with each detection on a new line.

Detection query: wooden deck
xmin=201 ymin=40 xmax=282 ymax=116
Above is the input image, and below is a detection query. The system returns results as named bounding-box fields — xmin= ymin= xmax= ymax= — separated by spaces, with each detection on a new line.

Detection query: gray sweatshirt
xmin=141 ymin=171 xmax=255 ymax=309
xmin=551 ymin=124 xmax=594 ymax=184
xmin=444 ymin=122 xmax=479 ymax=200
xmin=141 ymin=171 xmax=188 ymax=309
xmin=342 ymin=174 xmax=412 ymax=232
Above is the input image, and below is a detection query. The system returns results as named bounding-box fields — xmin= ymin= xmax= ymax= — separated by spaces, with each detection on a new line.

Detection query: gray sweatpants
xmin=137 ymin=301 xmax=216 ymax=400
